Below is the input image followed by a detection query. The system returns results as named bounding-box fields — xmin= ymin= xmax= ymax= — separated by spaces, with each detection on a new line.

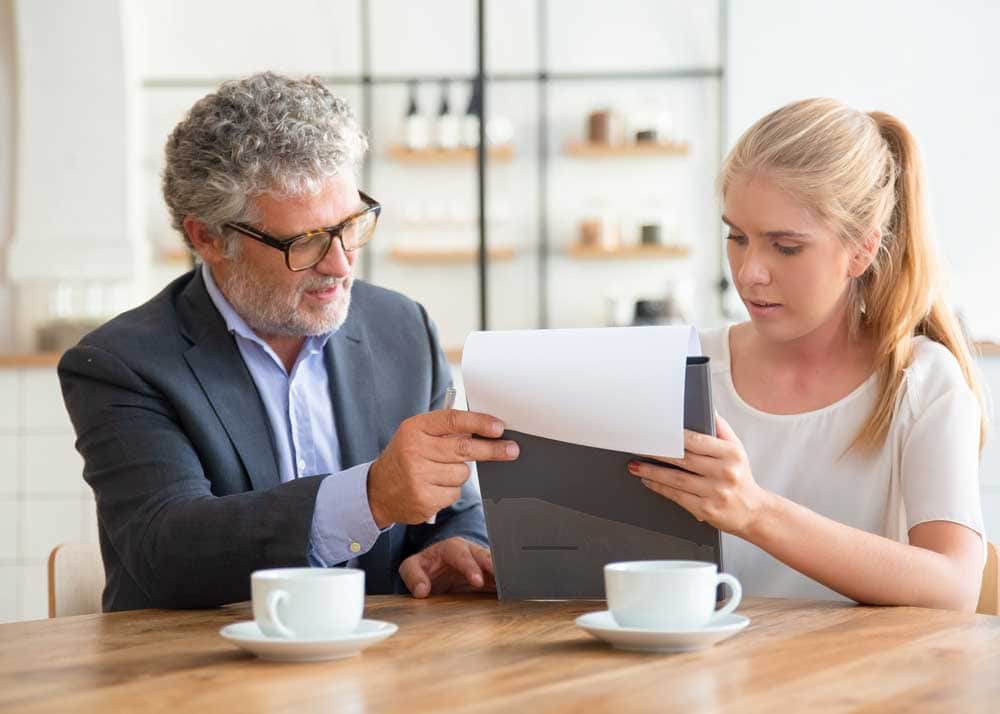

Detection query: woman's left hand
xmin=627 ymin=413 xmax=768 ymax=537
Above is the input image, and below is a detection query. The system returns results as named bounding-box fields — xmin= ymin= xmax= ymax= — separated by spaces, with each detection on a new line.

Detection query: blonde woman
xmin=629 ymin=98 xmax=987 ymax=610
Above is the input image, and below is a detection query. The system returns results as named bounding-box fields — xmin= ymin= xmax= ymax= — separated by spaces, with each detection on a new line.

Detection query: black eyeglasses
xmin=224 ymin=191 xmax=381 ymax=272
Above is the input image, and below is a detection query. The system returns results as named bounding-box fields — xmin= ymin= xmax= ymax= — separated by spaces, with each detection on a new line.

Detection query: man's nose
xmin=314 ymin=237 xmax=353 ymax=277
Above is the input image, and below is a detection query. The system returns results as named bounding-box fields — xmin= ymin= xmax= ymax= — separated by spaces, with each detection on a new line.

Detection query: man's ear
xmin=848 ymin=228 xmax=881 ymax=279
xmin=183 ymin=216 xmax=226 ymax=267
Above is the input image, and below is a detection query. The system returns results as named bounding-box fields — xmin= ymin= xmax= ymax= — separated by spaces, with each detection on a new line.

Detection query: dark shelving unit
xmin=142 ymin=0 xmax=730 ymax=333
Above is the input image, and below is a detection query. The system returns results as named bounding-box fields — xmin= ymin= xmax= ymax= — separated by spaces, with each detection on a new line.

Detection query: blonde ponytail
xmin=862 ymin=112 xmax=987 ymax=451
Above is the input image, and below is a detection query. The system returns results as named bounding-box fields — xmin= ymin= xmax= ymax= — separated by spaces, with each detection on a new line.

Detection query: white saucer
xmin=219 ymin=619 xmax=398 ymax=662
xmin=575 ymin=611 xmax=750 ymax=653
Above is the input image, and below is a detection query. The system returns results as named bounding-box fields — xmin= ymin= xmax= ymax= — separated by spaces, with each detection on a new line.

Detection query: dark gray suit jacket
xmin=58 ymin=270 xmax=487 ymax=611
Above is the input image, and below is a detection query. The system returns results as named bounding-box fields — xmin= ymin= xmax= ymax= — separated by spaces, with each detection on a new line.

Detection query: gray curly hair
xmin=162 ymin=71 xmax=369 ymax=250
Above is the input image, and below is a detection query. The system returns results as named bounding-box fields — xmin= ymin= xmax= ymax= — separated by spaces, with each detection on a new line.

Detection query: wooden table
xmin=2 ymin=595 xmax=999 ymax=713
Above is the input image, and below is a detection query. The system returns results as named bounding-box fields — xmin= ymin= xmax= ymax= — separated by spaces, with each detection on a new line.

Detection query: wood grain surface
xmin=2 ymin=595 xmax=999 ymax=713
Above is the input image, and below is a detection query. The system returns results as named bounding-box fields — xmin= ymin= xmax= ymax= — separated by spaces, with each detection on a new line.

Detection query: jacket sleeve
xmin=59 ymin=343 xmax=324 ymax=609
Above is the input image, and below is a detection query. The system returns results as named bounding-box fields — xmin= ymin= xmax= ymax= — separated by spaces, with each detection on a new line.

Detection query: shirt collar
xmin=200 ymin=263 xmax=336 ymax=356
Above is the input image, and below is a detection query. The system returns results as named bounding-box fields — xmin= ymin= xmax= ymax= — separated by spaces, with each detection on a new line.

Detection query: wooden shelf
xmin=158 ymin=246 xmax=194 ymax=266
xmin=976 ymin=341 xmax=1000 ymax=357
xmin=387 ymin=246 xmax=517 ymax=264
xmin=564 ymin=140 xmax=689 ymax=158
xmin=386 ymin=145 xmax=515 ymax=164
xmin=0 ymin=353 xmax=61 ymax=368
xmin=566 ymin=243 xmax=690 ymax=259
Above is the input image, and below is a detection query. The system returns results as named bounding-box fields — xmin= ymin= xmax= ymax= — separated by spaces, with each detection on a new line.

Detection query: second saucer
xmin=575 ymin=610 xmax=749 ymax=653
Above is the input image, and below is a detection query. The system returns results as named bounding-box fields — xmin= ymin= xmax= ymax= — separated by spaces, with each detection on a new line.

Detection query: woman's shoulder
xmin=698 ymin=324 xmax=732 ymax=374
xmin=900 ymin=336 xmax=976 ymax=416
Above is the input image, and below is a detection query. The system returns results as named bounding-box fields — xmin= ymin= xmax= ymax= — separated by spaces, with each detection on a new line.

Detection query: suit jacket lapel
xmin=326 ymin=319 xmax=380 ymax=469
xmin=178 ymin=271 xmax=280 ymax=492
xmin=326 ymin=313 xmax=395 ymax=590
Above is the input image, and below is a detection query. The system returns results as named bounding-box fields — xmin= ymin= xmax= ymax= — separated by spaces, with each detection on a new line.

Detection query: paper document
xmin=462 ymin=326 xmax=701 ymax=457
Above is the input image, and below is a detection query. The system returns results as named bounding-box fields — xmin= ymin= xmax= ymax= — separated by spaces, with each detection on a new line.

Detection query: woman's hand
xmin=627 ymin=413 xmax=770 ymax=538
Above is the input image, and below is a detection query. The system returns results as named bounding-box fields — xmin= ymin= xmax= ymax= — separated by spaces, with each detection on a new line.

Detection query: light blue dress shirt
xmin=202 ymin=265 xmax=385 ymax=567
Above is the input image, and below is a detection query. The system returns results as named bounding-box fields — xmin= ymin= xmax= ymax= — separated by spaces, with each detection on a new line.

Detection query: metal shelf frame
xmin=142 ymin=0 xmax=730 ymax=329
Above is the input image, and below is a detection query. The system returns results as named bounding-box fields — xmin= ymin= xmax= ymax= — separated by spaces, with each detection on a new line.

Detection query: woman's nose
xmin=737 ymin=246 xmax=771 ymax=287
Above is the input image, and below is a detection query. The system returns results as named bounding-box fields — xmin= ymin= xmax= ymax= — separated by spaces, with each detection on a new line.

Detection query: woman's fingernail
xmin=506 ymin=442 xmax=519 ymax=458
xmin=627 ymin=462 xmax=639 ymax=473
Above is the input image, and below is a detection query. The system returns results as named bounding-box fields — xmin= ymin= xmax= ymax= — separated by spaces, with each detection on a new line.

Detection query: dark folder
xmin=476 ymin=356 xmax=721 ymax=599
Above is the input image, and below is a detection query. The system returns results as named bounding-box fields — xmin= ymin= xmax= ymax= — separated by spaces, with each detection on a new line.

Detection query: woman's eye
xmin=725 ymin=233 xmax=746 ymax=244
xmin=774 ymin=243 xmax=802 ymax=256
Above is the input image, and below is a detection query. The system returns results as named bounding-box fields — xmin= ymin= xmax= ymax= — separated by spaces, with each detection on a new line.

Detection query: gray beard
xmin=219 ymin=258 xmax=353 ymax=337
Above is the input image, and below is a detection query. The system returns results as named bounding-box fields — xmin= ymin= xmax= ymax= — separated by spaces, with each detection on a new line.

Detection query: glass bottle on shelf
xmin=486 ymin=114 xmax=513 ymax=147
xmin=435 ymin=80 xmax=460 ymax=150
xmin=403 ymin=81 xmax=429 ymax=150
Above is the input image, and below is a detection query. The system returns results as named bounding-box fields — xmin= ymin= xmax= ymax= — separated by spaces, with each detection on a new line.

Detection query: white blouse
xmin=700 ymin=326 xmax=985 ymax=601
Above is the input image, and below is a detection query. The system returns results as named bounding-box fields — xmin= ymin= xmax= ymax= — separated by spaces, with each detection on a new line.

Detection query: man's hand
xmin=368 ymin=410 xmax=519 ymax=527
xmin=399 ymin=537 xmax=496 ymax=598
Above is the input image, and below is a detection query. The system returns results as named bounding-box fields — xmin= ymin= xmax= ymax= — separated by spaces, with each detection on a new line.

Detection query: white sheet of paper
xmin=461 ymin=326 xmax=701 ymax=457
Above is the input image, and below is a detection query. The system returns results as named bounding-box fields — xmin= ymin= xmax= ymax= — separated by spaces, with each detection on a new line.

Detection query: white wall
xmin=0 ymin=0 xmax=15 ymax=349
xmin=727 ymin=0 xmax=1000 ymax=342
xmin=5 ymin=0 xmax=145 ymax=352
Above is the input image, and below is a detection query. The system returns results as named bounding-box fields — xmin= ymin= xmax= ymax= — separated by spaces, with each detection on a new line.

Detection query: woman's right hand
xmin=627 ymin=413 xmax=771 ymax=538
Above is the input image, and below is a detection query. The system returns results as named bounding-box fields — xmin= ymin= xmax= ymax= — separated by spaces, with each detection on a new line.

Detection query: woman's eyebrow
xmin=722 ymin=216 xmax=811 ymax=240
xmin=763 ymin=229 xmax=812 ymax=240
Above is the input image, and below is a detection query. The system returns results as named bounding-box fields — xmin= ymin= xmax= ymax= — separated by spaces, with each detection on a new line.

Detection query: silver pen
xmin=426 ymin=385 xmax=458 ymax=525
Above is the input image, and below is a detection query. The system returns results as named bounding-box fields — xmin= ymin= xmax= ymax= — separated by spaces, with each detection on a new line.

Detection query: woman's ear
xmin=848 ymin=228 xmax=881 ymax=278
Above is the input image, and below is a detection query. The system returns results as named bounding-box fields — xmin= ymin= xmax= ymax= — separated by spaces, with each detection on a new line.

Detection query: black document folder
xmin=476 ymin=356 xmax=721 ymax=599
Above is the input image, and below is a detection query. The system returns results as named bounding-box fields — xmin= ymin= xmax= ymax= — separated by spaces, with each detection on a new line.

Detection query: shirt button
xmin=350 ymin=542 xmax=362 ymax=554
xmin=297 ymin=458 xmax=306 ymax=471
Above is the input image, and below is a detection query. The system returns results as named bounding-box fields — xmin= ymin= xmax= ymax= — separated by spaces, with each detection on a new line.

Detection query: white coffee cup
xmin=251 ymin=567 xmax=365 ymax=639
xmin=604 ymin=560 xmax=741 ymax=631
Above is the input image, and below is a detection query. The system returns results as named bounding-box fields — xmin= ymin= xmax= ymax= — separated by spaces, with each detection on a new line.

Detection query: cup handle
xmin=266 ymin=590 xmax=294 ymax=638
xmin=712 ymin=573 xmax=742 ymax=620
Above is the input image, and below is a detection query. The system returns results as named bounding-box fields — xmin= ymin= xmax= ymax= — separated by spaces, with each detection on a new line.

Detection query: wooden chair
xmin=976 ymin=541 xmax=1000 ymax=615
xmin=48 ymin=543 xmax=104 ymax=617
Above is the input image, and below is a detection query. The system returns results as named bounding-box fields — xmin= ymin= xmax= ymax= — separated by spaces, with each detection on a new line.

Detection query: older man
xmin=58 ymin=72 xmax=518 ymax=611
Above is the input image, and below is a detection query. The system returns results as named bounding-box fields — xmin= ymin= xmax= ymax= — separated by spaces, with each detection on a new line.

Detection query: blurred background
xmin=0 ymin=0 xmax=998 ymax=622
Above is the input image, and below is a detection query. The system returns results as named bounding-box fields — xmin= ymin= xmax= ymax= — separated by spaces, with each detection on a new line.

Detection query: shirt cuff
xmin=308 ymin=461 xmax=389 ymax=567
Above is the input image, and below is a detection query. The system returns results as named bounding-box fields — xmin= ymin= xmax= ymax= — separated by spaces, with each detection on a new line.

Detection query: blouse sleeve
xmin=900 ymin=384 xmax=985 ymax=542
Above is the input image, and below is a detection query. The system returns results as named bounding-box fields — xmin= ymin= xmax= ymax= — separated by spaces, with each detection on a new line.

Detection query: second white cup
xmin=604 ymin=560 xmax=741 ymax=631
xmin=251 ymin=567 xmax=365 ymax=639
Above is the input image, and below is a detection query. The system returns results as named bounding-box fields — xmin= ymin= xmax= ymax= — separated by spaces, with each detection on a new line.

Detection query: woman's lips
xmin=745 ymin=298 xmax=782 ymax=317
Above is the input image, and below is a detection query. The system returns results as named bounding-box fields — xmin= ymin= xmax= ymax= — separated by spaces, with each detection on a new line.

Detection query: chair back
xmin=977 ymin=541 xmax=1000 ymax=616
xmin=48 ymin=543 xmax=104 ymax=617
